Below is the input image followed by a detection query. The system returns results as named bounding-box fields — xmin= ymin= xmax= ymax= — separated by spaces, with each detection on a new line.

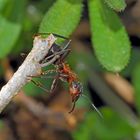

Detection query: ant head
xmin=69 ymin=81 xmax=83 ymax=103
xmin=68 ymin=81 xmax=83 ymax=113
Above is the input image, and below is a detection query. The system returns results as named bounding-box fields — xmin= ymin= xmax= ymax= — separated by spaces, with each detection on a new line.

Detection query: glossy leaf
xmin=0 ymin=15 xmax=21 ymax=58
xmin=88 ymin=0 xmax=131 ymax=72
xmin=104 ymin=0 xmax=126 ymax=11
xmin=39 ymin=0 xmax=83 ymax=39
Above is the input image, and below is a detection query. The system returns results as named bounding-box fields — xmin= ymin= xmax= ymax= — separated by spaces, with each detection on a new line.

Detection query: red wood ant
xmin=52 ymin=62 xmax=83 ymax=113
xmin=36 ymin=33 xmax=81 ymax=113
xmin=30 ymin=33 xmax=103 ymax=117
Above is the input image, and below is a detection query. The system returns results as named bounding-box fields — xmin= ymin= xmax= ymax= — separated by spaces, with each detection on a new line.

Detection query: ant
xmin=51 ymin=62 xmax=83 ymax=113
xmin=30 ymin=33 xmax=103 ymax=117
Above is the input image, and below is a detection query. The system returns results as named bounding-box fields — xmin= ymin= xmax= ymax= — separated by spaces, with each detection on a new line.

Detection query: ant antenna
xmin=37 ymin=32 xmax=69 ymax=40
xmin=81 ymin=94 xmax=103 ymax=119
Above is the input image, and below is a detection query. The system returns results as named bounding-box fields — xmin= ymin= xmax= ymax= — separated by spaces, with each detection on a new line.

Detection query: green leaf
xmin=36 ymin=0 xmax=56 ymax=13
xmin=0 ymin=15 xmax=21 ymax=58
xmin=2 ymin=0 xmax=27 ymax=24
xmin=39 ymin=0 xmax=83 ymax=38
xmin=88 ymin=0 xmax=131 ymax=72
xmin=73 ymin=107 xmax=135 ymax=140
xmin=0 ymin=0 xmax=8 ymax=11
xmin=132 ymin=63 xmax=140 ymax=114
xmin=121 ymin=48 xmax=140 ymax=77
xmin=23 ymin=82 xmax=43 ymax=97
xmin=104 ymin=0 xmax=126 ymax=11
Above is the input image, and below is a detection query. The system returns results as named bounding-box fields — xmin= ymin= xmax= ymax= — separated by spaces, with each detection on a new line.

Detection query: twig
xmin=0 ymin=34 xmax=57 ymax=113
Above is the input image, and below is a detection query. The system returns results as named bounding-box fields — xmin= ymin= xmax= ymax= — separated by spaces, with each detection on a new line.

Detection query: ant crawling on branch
xmin=30 ymin=33 xmax=103 ymax=117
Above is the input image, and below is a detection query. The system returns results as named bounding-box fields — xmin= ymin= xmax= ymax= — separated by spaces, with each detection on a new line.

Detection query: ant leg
xmin=41 ymin=69 xmax=57 ymax=77
xmin=29 ymin=75 xmax=60 ymax=94
xmin=27 ymin=69 xmax=57 ymax=79
xmin=68 ymin=101 xmax=76 ymax=113
xmin=50 ymin=77 xmax=59 ymax=93
xmin=56 ymin=40 xmax=71 ymax=63
xmin=41 ymin=54 xmax=60 ymax=67
xmin=30 ymin=79 xmax=50 ymax=93
xmin=58 ymin=73 xmax=69 ymax=83
xmin=62 ymin=39 xmax=71 ymax=50
xmin=41 ymin=48 xmax=71 ymax=64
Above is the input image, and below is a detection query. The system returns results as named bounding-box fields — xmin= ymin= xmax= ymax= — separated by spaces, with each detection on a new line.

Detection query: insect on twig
xmin=30 ymin=33 xmax=103 ymax=118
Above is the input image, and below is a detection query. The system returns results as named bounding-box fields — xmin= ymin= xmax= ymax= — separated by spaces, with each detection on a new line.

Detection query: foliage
xmin=73 ymin=108 xmax=135 ymax=140
xmin=88 ymin=0 xmax=130 ymax=72
xmin=1 ymin=0 xmax=140 ymax=139
xmin=39 ymin=0 xmax=130 ymax=72
xmin=0 ymin=15 xmax=21 ymax=58
xmin=39 ymin=0 xmax=83 ymax=39
xmin=0 ymin=0 xmax=130 ymax=70
xmin=104 ymin=0 xmax=126 ymax=11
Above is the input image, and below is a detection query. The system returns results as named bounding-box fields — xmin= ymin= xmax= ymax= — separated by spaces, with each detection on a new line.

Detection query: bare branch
xmin=0 ymin=34 xmax=57 ymax=113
